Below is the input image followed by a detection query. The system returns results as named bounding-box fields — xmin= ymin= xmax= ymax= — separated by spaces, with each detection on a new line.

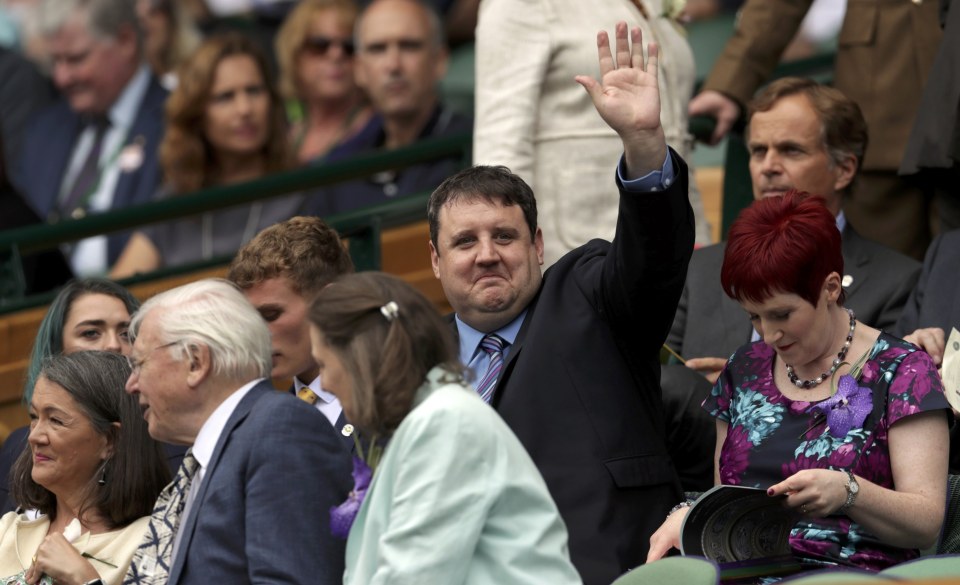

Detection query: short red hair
xmin=721 ymin=190 xmax=843 ymax=307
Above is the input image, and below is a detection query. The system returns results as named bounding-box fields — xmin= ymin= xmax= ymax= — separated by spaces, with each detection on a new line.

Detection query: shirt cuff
xmin=617 ymin=150 xmax=676 ymax=193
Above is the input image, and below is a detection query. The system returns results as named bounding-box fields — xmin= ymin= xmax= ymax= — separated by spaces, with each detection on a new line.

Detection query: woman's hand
xmin=647 ymin=506 xmax=689 ymax=562
xmin=767 ymin=469 xmax=848 ymax=517
xmin=25 ymin=532 xmax=101 ymax=585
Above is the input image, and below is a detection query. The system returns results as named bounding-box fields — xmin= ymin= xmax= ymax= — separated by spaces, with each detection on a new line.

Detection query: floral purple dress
xmin=703 ymin=333 xmax=949 ymax=571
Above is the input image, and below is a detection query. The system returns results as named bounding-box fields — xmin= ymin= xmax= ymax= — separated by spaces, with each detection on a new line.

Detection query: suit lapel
xmin=490 ymin=288 xmax=540 ymax=409
xmin=840 ymin=224 xmax=870 ymax=300
xmin=38 ymin=110 xmax=82 ymax=218
xmin=166 ymin=383 xmax=265 ymax=585
xmin=333 ymin=411 xmax=355 ymax=452
xmin=111 ymin=77 xmax=165 ymax=209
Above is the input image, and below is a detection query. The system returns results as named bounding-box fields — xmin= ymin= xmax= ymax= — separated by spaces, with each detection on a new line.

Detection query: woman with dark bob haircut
xmin=1 ymin=351 xmax=170 ymax=585
xmin=648 ymin=191 xmax=950 ymax=575
xmin=308 ymin=272 xmax=581 ymax=584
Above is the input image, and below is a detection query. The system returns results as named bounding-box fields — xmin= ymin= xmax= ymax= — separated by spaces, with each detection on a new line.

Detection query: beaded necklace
xmin=785 ymin=308 xmax=856 ymax=389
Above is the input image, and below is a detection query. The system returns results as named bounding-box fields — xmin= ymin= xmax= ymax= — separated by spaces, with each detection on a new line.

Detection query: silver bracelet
xmin=667 ymin=500 xmax=693 ymax=518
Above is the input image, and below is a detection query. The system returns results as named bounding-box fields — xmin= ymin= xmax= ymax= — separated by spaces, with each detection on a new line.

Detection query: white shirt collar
xmin=107 ymin=65 xmax=151 ymax=131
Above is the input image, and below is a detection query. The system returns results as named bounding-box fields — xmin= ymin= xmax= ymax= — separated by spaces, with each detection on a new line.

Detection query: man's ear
xmin=429 ymin=240 xmax=441 ymax=279
xmin=833 ymin=153 xmax=858 ymax=193
xmin=185 ymin=343 xmax=212 ymax=388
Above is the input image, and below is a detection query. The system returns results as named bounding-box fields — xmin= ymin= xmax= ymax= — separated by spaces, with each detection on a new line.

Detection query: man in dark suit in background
xmin=228 ymin=216 xmax=355 ymax=447
xmin=664 ymin=78 xmax=921 ymax=493
xmin=124 ymin=279 xmax=350 ymax=584
xmin=303 ymin=0 xmax=471 ymax=217
xmin=428 ymin=23 xmax=693 ymax=584
xmin=14 ymin=0 xmax=167 ymax=275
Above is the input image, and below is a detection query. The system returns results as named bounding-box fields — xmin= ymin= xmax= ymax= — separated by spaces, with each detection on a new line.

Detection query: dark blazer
xmin=662 ymin=222 xmax=921 ymax=492
xmin=167 ymin=381 xmax=351 ymax=585
xmin=454 ymin=153 xmax=694 ymax=585
xmin=894 ymin=229 xmax=960 ymax=337
xmin=287 ymin=383 xmax=354 ymax=451
xmin=668 ymin=222 xmax=921 ymax=362
xmin=13 ymin=74 xmax=168 ymax=264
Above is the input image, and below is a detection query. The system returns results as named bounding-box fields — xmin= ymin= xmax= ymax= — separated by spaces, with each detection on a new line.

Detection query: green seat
xmin=879 ymin=555 xmax=960 ymax=579
xmin=778 ymin=569 xmax=895 ymax=584
xmin=610 ymin=557 xmax=719 ymax=585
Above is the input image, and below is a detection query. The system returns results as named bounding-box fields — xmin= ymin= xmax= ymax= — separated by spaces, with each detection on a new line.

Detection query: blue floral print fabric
xmin=703 ymin=333 xmax=949 ymax=571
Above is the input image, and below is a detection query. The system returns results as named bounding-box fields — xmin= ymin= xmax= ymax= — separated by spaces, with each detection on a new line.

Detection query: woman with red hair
xmin=648 ymin=191 xmax=949 ymax=573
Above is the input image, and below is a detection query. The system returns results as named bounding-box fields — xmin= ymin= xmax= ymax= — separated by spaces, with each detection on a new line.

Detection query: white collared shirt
xmin=293 ymin=375 xmax=342 ymax=426
xmin=61 ymin=65 xmax=151 ymax=276
xmin=170 ymin=378 xmax=262 ymax=561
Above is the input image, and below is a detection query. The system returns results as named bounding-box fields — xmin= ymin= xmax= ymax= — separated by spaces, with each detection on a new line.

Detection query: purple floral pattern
xmin=703 ymin=333 xmax=948 ymax=571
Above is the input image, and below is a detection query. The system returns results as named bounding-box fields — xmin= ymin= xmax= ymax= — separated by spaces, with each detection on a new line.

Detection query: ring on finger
xmin=801 ymin=505 xmax=808 ymax=514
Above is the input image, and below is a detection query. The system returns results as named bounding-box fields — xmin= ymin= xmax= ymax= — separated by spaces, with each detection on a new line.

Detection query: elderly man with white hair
xmin=123 ymin=279 xmax=351 ymax=585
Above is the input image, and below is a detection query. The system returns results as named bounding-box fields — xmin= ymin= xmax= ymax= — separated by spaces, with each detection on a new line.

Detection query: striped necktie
xmin=60 ymin=116 xmax=110 ymax=220
xmin=125 ymin=450 xmax=199 ymax=585
xmin=475 ymin=334 xmax=506 ymax=403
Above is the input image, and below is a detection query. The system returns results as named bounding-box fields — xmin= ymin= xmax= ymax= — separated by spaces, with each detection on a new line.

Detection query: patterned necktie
xmin=125 ymin=450 xmax=199 ymax=585
xmin=60 ymin=116 xmax=110 ymax=220
xmin=475 ymin=334 xmax=506 ymax=403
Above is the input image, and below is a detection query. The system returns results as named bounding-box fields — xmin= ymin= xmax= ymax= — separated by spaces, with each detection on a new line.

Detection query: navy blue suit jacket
xmin=13 ymin=75 xmax=168 ymax=264
xmin=167 ymin=381 xmax=352 ymax=585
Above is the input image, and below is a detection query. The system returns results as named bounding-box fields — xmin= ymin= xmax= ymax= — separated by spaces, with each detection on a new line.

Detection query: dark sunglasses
xmin=302 ymin=36 xmax=355 ymax=57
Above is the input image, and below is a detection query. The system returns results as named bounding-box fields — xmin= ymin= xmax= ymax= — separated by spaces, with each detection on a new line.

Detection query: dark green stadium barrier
xmin=0 ymin=132 xmax=472 ymax=312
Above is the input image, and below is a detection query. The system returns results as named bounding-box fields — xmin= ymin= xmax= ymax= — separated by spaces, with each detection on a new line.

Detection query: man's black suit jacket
xmin=453 ymin=153 xmax=694 ymax=585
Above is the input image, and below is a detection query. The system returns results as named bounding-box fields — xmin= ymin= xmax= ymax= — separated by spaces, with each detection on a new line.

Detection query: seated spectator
xmin=892 ymin=229 xmax=960 ymax=366
xmin=648 ymin=192 xmax=950 ymax=573
xmin=0 ymin=130 xmax=72 ymax=295
xmin=110 ymin=33 xmax=304 ymax=279
xmin=1 ymin=351 xmax=170 ymax=585
xmin=15 ymin=0 xmax=167 ymax=276
xmin=123 ymin=279 xmax=350 ymax=584
xmin=0 ymin=279 xmax=185 ymax=515
xmin=228 ymin=216 xmax=355 ymax=441
xmin=663 ymin=78 xmax=920 ymax=492
xmin=135 ymin=0 xmax=202 ymax=89
xmin=275 ymin=0 xmax=374 ymax=164
xmin=891 ymin=229 xmax=960 ymax=472
xmin=0 ymin=46 xmax=55 ymax=173
xmin=308 ymin=272 xmax=582 ymax=584
xmin=302 ymin=0 xmax=471 ymax=217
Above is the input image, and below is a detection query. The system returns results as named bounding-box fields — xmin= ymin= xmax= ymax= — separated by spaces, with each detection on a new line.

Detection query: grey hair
xmin=130 ymin=279 xmax=271 ymax=382
xmin=355 ymin=0 xmax=446 ymax=51
xmin=36 ymin=0 xmax=142 ymax=47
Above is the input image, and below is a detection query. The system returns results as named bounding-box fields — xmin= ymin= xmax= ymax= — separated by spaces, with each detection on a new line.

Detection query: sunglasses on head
xmin=302 ymin=36 xmax=355 ymax=57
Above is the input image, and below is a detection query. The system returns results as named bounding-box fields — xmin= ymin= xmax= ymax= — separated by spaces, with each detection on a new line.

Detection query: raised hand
xmin=576 ymin=22 xmax=667 ymax=178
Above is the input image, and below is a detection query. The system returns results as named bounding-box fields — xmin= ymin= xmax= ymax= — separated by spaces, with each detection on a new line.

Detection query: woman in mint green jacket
xmin=308 ymin=272 xmax=582 ymax=585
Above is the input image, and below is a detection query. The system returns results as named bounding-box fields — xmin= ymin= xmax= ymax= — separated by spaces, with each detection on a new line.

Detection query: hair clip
xmin=380 ymin=301 xmax=399 ymax=322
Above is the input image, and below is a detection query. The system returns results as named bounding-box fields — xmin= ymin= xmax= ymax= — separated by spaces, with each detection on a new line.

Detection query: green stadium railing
xmin=0 ymin=132 xmax=472 ymax=312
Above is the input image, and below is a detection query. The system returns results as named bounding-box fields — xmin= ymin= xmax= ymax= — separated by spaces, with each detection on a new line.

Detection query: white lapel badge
xmin=119 ymin=136 xmax=145 ymax=172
